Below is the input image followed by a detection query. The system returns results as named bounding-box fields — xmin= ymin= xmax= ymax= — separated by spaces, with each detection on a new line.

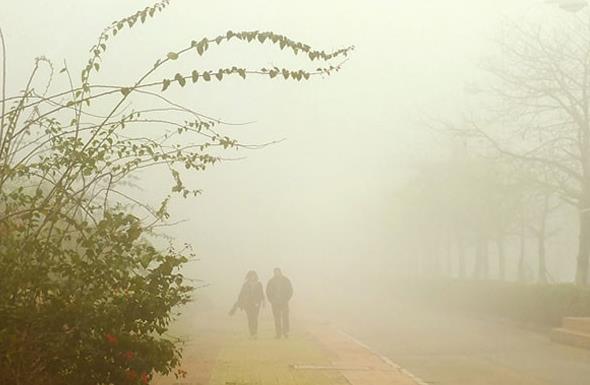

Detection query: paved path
xmin=309 ymin=322 xmax=421 ymax=385
xmin=155 ymin=308 xmax=422 ymax=385
xmin=154 ymin=300 xmax=590 ymax=385
xmin=332 ymin=301 xmax=590 ymax=385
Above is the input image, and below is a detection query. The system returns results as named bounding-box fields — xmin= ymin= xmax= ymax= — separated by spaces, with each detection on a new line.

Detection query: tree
xmin=526 ymin=176 xmax=562 ymax=284
xmin=457 ymin=16 xmax=590 ymax=285
xmin=391 ymin=152 xmax=524 ymax=281
xmin=0 ymin=1 xmax=352 ymax=384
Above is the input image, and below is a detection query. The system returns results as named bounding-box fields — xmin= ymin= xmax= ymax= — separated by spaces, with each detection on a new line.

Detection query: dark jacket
xmin=237 ymin=281 xmax=264 ymax=309
xmin=266 ymin=275 xmax=293 ymax=305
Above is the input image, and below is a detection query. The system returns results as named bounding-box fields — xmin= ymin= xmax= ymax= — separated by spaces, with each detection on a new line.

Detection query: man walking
xmin=266 ymin=268 xmax=293 ymax=339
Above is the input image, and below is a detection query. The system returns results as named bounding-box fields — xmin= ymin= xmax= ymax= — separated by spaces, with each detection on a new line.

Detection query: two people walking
xmin=230 ymin=268 xmax=293 ymax=339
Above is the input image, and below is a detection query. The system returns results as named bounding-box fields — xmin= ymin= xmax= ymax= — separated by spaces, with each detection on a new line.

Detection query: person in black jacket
xmin=266 ymin=268 xmax=293 ymax=339
xmin=229 ymin=270 xmax=264 ymax=338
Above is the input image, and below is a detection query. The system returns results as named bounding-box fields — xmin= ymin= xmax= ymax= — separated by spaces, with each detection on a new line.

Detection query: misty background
xmin=1 ymin=0 xmax=578 ymax=303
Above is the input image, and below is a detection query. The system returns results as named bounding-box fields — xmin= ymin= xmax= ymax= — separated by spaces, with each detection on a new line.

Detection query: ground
xmin=336 ymin=299 xmax=590 ymax=385
xmin=154 ymin=304 xmax=420 ymax=385
xmin=154 ymin=298 xmax=590 ymax=385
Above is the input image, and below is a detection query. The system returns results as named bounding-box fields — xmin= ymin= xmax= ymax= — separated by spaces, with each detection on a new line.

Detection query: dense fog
xmin=2 ymin=0 xmax=559 ymax=293
xmin=3 ymin=1 xmax=590 ymax=385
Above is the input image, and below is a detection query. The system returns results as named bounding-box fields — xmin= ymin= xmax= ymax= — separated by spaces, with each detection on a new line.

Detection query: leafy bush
xmin=0 ymin=1 xmax=351 ymax=384
xmin=0 ymin=213 xmax=192 ymax=385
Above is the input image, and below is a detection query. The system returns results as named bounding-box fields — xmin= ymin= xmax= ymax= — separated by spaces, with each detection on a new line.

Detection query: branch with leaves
xmin=0 ymin=1 xmax=352 ymax=384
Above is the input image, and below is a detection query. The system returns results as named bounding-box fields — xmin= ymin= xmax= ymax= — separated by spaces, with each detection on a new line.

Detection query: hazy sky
xmin=3 ymin=0 xmax=566 ymax=295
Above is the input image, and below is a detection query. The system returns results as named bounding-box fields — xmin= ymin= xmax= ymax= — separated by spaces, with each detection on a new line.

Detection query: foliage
xmin=0 ymin=1 xmax=352 ymax=384
xmin=0 ymin=213 xmax=192 ymax=385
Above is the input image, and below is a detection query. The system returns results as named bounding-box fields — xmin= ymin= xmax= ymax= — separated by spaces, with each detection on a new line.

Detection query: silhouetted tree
xmin=455 ymin=17 xmax=590 ymax=285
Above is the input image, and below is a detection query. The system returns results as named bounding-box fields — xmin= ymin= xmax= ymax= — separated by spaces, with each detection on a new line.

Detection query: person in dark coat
xmin=265 ymin=268 xmax=293 ymax=339
xmin=229 ymin=270 xmax=264 ymax=338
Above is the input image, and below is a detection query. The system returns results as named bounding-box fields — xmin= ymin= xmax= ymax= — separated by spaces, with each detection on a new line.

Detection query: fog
xmin=4 ymin=1 xmax=590 ymax=384
xmin=0 ymin=0 xmax=530 ymax=292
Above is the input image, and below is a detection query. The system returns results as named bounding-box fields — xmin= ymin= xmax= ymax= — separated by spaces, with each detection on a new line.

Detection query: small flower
xmin=126 ymin=369 xmax=138 ymax=382
xmin=123 ymin=351 xmax=135 ymax=361
xmin=140 ymin=371 xmax=150 ymax=384
xmin=105 ymin=334 xmax=118 ymax=346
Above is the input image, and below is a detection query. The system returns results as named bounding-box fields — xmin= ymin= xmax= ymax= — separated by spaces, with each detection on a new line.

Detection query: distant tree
xmin=0 ymin=1 xmax=352 ymax=384
xmin=454 ymin=16 xmax=590 ymax=285
xmin=392 ymin=153 xmax=524 ymax=281
xmin=526 ymin=173 xmax=562 ymax=284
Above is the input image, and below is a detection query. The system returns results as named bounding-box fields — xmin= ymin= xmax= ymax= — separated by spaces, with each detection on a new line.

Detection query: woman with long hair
xmin=229 ymin=270 xmax=264 ymax=338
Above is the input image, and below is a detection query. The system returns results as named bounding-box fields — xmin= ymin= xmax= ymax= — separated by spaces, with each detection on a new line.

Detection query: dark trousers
xmin=271 ymin=302 xmax=290 ymax=337
xmin=245 ymin=305 xmax=260 ymax=336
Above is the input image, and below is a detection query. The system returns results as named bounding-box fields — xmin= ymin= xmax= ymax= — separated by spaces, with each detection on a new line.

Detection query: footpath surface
xmin=154 ymin=308 xmax=421 ymax=385
xmin=332 ymin=300 xmax=590 ymax=385
xmin=309 ymin=322 xmax=424 ymax=385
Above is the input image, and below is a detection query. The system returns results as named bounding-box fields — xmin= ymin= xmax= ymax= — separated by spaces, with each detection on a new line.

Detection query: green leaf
xmin=191 ymin=70 xmax=199 ymax=83
xmin=162 ymin=79 xmax=171 ymax=91
xmin=174 ymin=73 xmax=186 ymax=87
xmin=120 ymin=87 xmax=131 ymax=96
xmin=167 ymin=52 xmax=179 ymax=60
xmin=202 ymin=72 xmax=211 ymax=81
xmin=215 ymin=70 xmax=223 ymax=81
xmin=196 ymin=40 xmax=207 ymax=56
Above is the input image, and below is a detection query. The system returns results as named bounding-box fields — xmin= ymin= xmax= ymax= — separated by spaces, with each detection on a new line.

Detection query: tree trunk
xmin=457 ymin=236 xmax=466 ymax=279
xmin=481 ymin=238 xmax=489 ymax=280
xmin=538 ymin=235 xmax=548 ymax=284
xmin=497 ymin=239 xmax=506 ymax=281
xmin=576 ymin=207 xmax=590 ymax=286
xmin=473 ymin=236 xmax=489 ymax=280
xmin=537 ymin=194 xmax=549 ymax=284
xmin=518 ymin=206 xmax=527 ymax=283
xmin=473 ymin=241 xmax=482 ymax=280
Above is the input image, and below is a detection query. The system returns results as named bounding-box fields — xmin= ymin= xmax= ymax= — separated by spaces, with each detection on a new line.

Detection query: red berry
xmin=126 ymin=369 xmax=138 ymax=381
xmin=105 ymin=334 xmax=118 ymax=346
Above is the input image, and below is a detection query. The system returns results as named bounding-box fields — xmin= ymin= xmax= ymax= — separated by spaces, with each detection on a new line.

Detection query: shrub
xmin=0 ymin=213 xmax=192 ymax=385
